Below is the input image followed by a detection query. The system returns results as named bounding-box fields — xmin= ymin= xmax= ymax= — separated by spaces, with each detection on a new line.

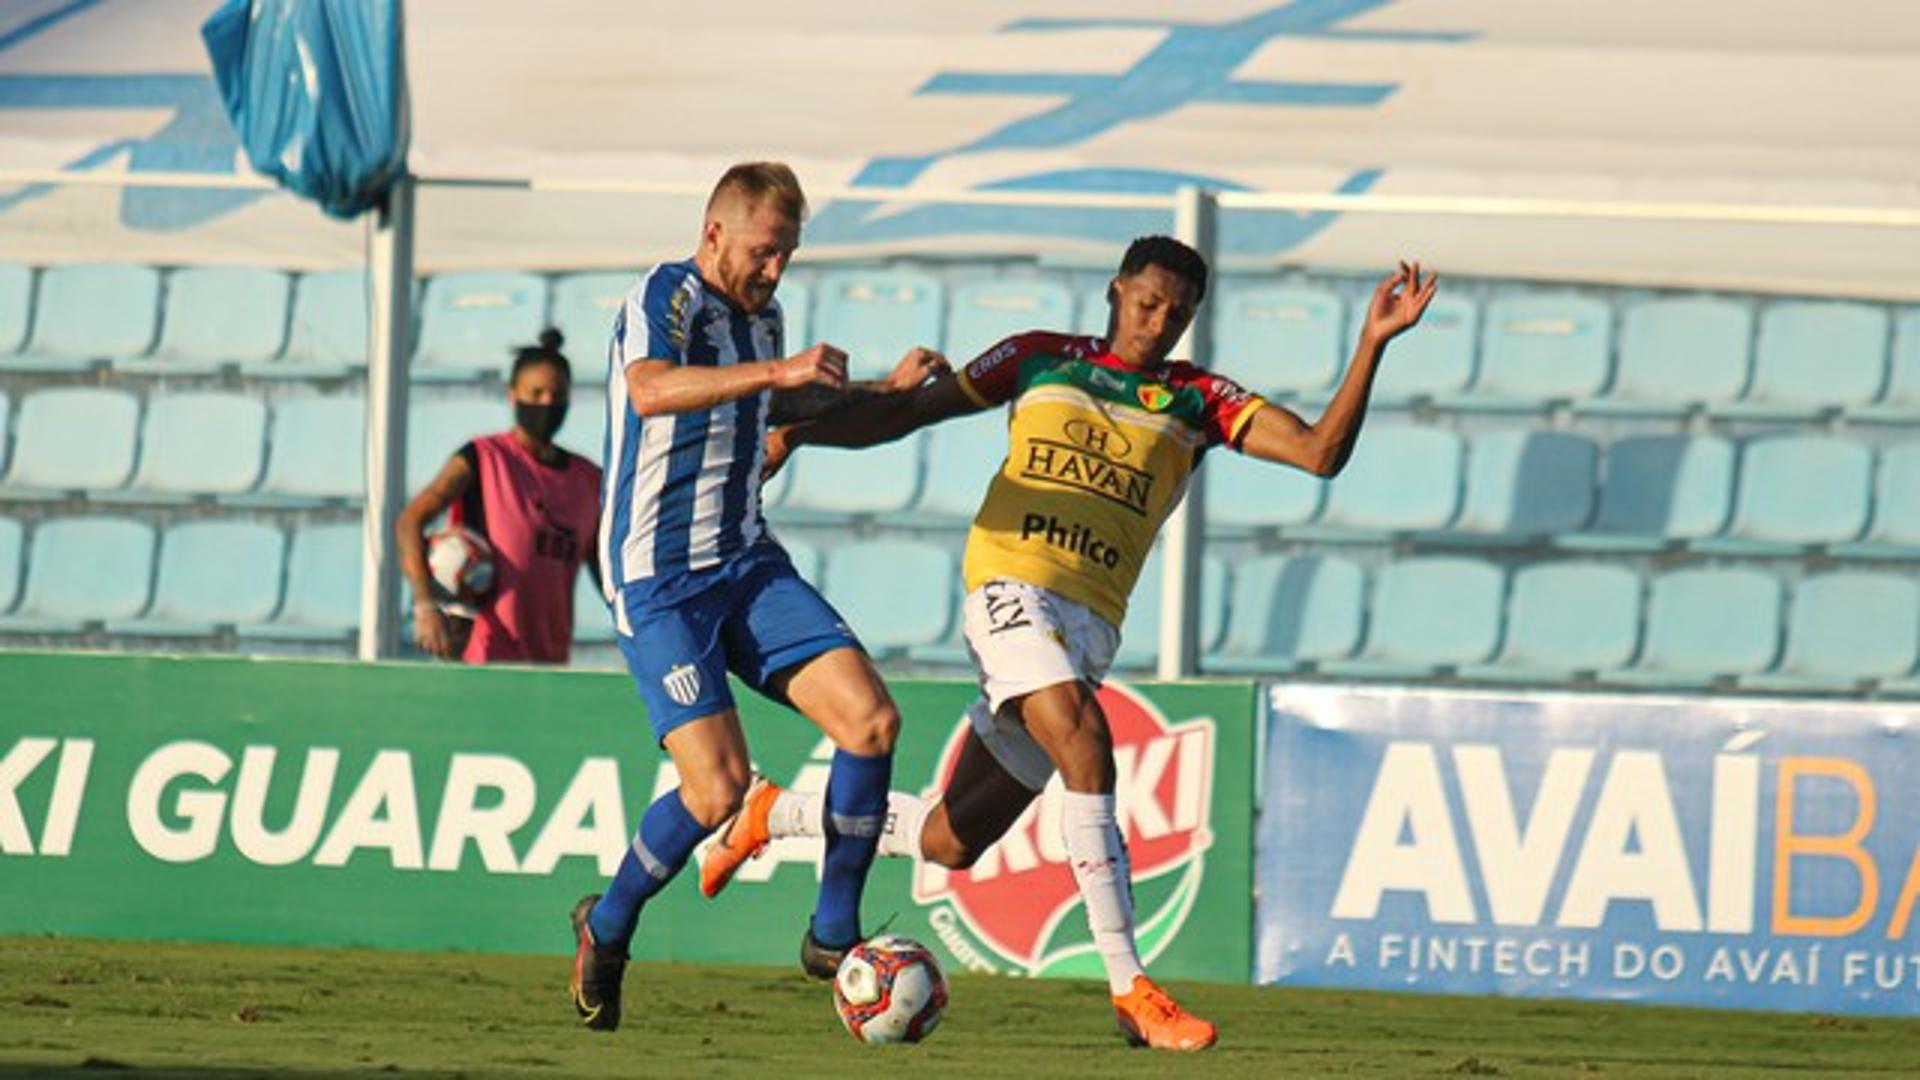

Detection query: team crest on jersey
xmin=662 ymin=664 xmax=701 ymax=707
xmin=1136 ymin=384 xmax=1175 ymax=412
xmin=667 ymin=286 xmax=692 ymax=350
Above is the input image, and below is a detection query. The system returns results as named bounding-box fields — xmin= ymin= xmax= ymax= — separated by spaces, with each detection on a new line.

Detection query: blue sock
xmin=589 ymin=789 xmax=709 ymax=953
xmin=812 ymin=749 xmax=892 ymax=948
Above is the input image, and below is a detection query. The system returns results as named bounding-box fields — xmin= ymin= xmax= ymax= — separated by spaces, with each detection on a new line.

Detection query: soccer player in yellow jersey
xmin=700 ymin=237 xmax=1437 ymax=1049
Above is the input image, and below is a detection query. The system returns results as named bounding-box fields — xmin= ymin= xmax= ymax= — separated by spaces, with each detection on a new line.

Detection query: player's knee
xmin=679 ymin=772 xmax=749 ymax=829
xmin=836 ymin=701 xmax=900 ymax=757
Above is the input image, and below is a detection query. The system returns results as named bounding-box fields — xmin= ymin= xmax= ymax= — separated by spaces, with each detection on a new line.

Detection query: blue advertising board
xmin=1259 ymin=685 xmax=1920 ymax=1015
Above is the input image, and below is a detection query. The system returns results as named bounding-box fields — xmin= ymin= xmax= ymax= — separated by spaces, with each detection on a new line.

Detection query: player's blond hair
xmin=707 ymin=162 xmax=808 ymax=222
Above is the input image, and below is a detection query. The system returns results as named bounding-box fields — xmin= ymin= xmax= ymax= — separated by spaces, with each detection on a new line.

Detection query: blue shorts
xmin=617 ymin=541 xmax=862 ymax=742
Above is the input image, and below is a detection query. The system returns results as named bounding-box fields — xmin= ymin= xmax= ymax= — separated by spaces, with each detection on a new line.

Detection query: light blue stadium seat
xmin=572 ymin=567 xmax=613 ymax=645
xmin=110 ymin=522 xmax=285 ymax=636
xmin=776 ymin=277 xmax=813 ymax=354
xmin=1852 ymin=309 xmax=1920 ymax=423
xmin=1077 ymin=283 xmax=1112 ymax=337
xmin=1714 ymin=302 xmax=1888 ymax=418
xmin=1836 ymin=441 xmax=1920 ymax=559
xmin=1602 ymin=568 xmax=1781 ymax=689
xmin=0 ymin=263 xmax=32 ymax=357
xmin=824 ymin=540 xmax=955 ymax=653
xmin=1459 ymin=562 xmax=1641 ymax=684
xmin=128 ymin=267 xmax=290 ymax=374
xmin=945 ymin=279 xmax=1074 ymax=363
xmin=780 ymin=537 xmax=824 ymax=586
xmin=0 ymin=517 xmax=154 ymax=633
xmin=1296 ymin=425 xmax=1461 ymax=538
xmin=814 ymin=269 xmax=944 ymax=381
xmin=1449 ymin=429 xmax=1597 ymax=540
xmin=0 ymin=390 xmax=10 ymax=478
xmin=1115 ymin=545 xmax=1228 ymax=670
xmin=239 ymin=523 xmax=362 ymax=641
xmin=229 ymin=397 xmax=366 ymax=506
xmin=914 ymin=409 xmax=1007 ymax=521
xmin=776 ymin=434 xmax=924 ymax=517
xmin=406 ymin=398 xmax=501 ymax=490
xmin=0 ymin=388 xmax=140 ymax=498
xmin=1320 ymin=557 xmax=1504 ymax=680
xmin=1448 ymin=294 xmax=1611 ymax=409
xmin=1202 ymin=445 xmax=1324 ymax=534
xmin=1584 ymin=297 xmax=1752 ymax=415
xmin=1356 ymin=293 xmax=1477 ymax=403
xmin=103 ymin=393 xmax=268 ymax=502
xmin=550 ymin=273 xmax=635 ymax=363
xmin=413 ymin=271 xmax=548 ymax=381
xmin=262 ymin=270 xmax=368 ymax=378
xmin=1741 ymin=573 xmax=1920 ymax=694
xmin=1210 ymin=286 xmax=1343 ymax=399
xmin=1695 ymin=436 xmax=1872 ymax=553
xmin=1205 ymin=554 xmax=1362 ymax=675
xmin=555 ymin=389 xmax=608 ymax=466
xmin=1557 ymin=435 xmax=1735 ymax=553
xmin=0 ymin=516 xmax=21 ymax=614
xmin=12 ymin=264 xmax=159 ymax=372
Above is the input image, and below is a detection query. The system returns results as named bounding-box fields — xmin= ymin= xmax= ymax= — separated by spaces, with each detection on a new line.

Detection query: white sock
xmin=1062 ymin=790 xmax=1145 ymax=995
xmin=768 ymin=790 xmax=930 ymax=859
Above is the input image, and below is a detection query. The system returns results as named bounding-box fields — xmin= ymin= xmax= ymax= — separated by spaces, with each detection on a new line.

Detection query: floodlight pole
xmin=1158 ymin=186 xmax=1218 ymax=680
xmin=359 ymin=175 xmax=415 ymax=661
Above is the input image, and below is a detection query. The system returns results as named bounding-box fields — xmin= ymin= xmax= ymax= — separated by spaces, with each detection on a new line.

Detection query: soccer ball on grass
xmin=832 ymin=935 xmax=948 ymax=1045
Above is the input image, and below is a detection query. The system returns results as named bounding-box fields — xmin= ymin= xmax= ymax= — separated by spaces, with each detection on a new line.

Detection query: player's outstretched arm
xmin=785 ymin=368 xmax=981 ymax=451
xmin=625 ymin=343 xmax=847 ymax=417
xmin=1236 ymin=261 xmax=1437 ymax=477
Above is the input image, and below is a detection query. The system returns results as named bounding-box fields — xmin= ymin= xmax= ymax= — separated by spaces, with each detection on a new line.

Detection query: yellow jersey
xmin=956 ymin=332 xmax=1267 ymax=627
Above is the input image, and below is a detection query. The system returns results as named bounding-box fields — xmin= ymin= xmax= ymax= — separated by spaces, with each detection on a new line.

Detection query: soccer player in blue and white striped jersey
xmin=570 ymin=162 xmax=943 ymax=1031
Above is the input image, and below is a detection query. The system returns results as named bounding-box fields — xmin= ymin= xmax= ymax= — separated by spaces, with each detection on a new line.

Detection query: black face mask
xmin=515 ymin=400 xmax=568 ymax=442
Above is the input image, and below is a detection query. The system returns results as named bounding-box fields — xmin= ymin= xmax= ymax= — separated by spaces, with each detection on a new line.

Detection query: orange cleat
xmin=1112 ymin=975 xmax=1217 ymax=1051
xmin=696 ymin=774 xmax=782 ymax=898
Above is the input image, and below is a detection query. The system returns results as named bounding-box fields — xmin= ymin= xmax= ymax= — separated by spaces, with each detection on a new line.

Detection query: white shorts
xmin=960 ymin=578 xmax=1121 ymax=791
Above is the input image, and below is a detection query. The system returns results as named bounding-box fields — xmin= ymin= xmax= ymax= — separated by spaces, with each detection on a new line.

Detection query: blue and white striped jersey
xmin=598 ymin=259 xmax=786 ymax=615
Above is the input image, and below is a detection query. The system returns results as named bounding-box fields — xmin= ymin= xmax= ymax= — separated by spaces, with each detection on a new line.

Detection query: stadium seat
xmin=1114 ymin=545 xmax=1228 ymax=670
xmin=1209 ymin=286 xmax=1343 ymax=399
xmin=10 ymin=263 xmax=159 ymax=372
xmin=1448 ymin=429 xmax=1598 ymax=540
xmin=555 ymin=389 xmax=608 ymax=466
xmin=1205 ymin=554 xmax=1363 ymax=674
xmin=1296 ymin=425 xmax=1462 ymax=538
xmin=238 ymin=523 xmax=362 ymax=642
xmin=128 ymin=267 xmax=290 ymax=374
xmin=1447 ymin=294 xmax=1611 ymax=410
xmin=413 ymin=271 xmax=549 ymax=381
xmin=1695 ymin=435 xmax=1872 ymax=553
xmin=1835 ymin=441 xmax=1920 ymax=558
xmin=0 ymin=387 xmax=140 ymax=498
xmin=109 ymin=522 xmax=285 ymax=636
xmin=1202 ymin=444 xmax=1324 ymax=534
xmin=780 ymin=536 xmax=823 ymax=586
xmin=777 ymin=434 xmax=923 ymax=517
xmin=1852 ymin=309 xmax=1920 ymax=422
xmin=913 ymin=408 xmax=1007 ymax=521
xmin=1601 ymin=568 xmax=1781 ymax=688
xmin=1459 ymin=562 xmax=1641 ymax=684
xmin=0 ymin=263 xmax=33 ymax=357
xmin=945 ymin=279 xmax=1075 ymax=363
xmin=1713 ymin=302 xmax=1888 ymax=418
xmin=550 ymin=272 xmax=635 ymax=363
xmin=1557 ymin=434 xmax=1735 ymax=553
xmin=0 ymin=389 xmax=10 ymax=479
xmin=1740 ymin=573 xmax=1920 ymax=694
xmin=572 ymin=567 xmax=613 ymax=645
xmin=777 ymin=276 xmax=813 ymax=354
xmin=0 ymin=516 xmax=21 ymax=614
xmin=1077 ymin=283 xmax=1112 ymax=337
xmin=263 ymin=269 xmax=369 ymax=378
xmin=813 ymin=269 xmax=943 ymax=380
xmin=1320 ymin=557 xmax=1505 ymax=680
xmin=229 ymin=397 xmax=366 ymax=506
xmin=1356 ymin=293 xmax=1477 ymax=403
xmin=103 ymin=393 xmax=268 ymax=502
xmin=0 ymin=517 xmax=155 ymax=633
xmin=823 ymin=540 xmax=955 ymax=652
xmin=406 ymin=397 xmax=501 ymax=490
xmin=1584 ymin=297 xmax=1751 ymax=415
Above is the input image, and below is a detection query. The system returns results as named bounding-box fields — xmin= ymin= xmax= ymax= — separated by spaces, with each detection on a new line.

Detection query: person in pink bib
xmin=398 ymin=328 xmax=605 ymax=664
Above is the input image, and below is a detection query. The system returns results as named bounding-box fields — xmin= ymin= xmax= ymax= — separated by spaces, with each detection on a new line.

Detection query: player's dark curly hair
xmin=1117 ymin=235 xmax=1209 ymax=302
xmin=509 ymin=327 xmax=570 ymax=385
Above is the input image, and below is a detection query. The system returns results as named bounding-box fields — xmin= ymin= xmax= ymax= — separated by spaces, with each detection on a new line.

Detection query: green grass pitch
xmin=2 ymin=936 xmax=1915 ymax=1078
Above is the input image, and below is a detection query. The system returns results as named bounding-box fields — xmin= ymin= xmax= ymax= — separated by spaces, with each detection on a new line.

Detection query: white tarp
xmin=2 ymin=0 xmax=1917 ymax=295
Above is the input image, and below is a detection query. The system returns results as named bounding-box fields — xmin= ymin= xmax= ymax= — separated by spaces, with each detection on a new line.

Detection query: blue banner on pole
xmin=1258 ymin=685 xmax=1920 ymax=1016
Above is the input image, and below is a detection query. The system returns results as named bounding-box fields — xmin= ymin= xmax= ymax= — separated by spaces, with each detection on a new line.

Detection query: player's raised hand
xmin=775 ymin=343 xmax=849 ymax=390
xmin=885 ymin=346 xmax=950 ymax=391
xmin=1362 ymin=261 xmax=1438 ymax=343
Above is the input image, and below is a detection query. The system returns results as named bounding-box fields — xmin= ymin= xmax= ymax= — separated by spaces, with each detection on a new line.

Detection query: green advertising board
xmin=0 ymin=652 xmax=1256 ymax=984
